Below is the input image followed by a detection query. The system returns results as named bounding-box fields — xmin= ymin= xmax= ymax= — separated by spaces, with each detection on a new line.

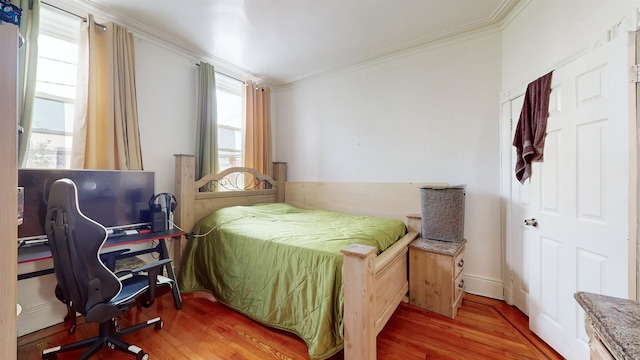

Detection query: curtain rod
xmin=42 ymin=1 xmax=107 ymax=30
xmin=43 ymin=2 xmax=249 ymax=85
xmin=195 ymin=63 xmax=245 ymax=84
xmin=217 ymin=72 xmax=246 ymax=84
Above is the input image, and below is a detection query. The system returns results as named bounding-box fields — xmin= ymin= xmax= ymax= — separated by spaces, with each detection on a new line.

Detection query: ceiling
xmin=70 ymin=0 xmax=523 ymax=86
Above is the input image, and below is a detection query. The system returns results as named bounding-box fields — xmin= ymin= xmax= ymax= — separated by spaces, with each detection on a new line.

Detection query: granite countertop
xmin=574 ymin=291 xmax=640 ymax=359
xmin=409 ymin=238 xmax=466 ymax=256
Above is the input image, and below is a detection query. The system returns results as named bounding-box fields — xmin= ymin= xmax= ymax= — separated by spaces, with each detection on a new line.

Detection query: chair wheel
xmin=142 ymin=297 xmax=153 ymax=308
xmin=136 ymin=352 xmax=149 ymax=360
xmin=154 ymin=320 xmax=163 ymax=330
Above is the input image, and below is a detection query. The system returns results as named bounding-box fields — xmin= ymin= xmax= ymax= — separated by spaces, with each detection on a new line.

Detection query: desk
xmin=18 ymin=228 xmax=185 ymax=310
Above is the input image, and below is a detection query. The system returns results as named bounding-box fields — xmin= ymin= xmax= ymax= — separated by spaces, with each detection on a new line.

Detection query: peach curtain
xmin=71 ymin=14 xmax=143 ymax=170
xmin=244 ymin=81 xmax=272 ymax=178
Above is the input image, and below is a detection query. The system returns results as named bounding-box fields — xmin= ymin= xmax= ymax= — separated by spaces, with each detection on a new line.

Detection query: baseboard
xmin=17 ymin=300 xmax=68 ymax=337
xmin=503 ymin=284 xmax=514 ymax=305
xmin=464 ymin=274 xmax=504 ymax=300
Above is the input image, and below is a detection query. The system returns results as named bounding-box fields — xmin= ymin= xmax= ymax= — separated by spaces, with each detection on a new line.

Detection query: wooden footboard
xmin=174 ymin=154 xmax=416 ymax=359
xmin=342 ymin=231 xmax=418 ymax=359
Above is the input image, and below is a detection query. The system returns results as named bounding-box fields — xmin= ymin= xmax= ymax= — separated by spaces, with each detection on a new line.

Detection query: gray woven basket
xmin=420 ymin=185 xmax=466 ymax=242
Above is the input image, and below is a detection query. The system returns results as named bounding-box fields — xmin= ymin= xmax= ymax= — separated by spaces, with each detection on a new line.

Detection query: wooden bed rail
xmin=342 ymin=231 xmax=419 ymax=359
xmin=342 ymin=244 xmax=377 ymax=359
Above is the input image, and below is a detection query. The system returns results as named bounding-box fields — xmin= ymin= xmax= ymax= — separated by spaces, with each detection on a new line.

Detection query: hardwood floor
xmin=18 ymin=292 xmax=562 ymax=360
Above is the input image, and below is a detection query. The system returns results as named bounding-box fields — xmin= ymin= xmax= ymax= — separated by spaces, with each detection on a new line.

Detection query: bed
xmin=173 ymin=155 xmax=419 ymax=359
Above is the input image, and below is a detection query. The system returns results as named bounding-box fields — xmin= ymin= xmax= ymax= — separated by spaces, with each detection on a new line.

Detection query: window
xmin=30 ymin=7 xmax=243 ymax=171
xmin=216 ymin=76 xmax=244 ymax=170
xmin=28 ymin=96 xmax=75 ymax=168
xmin=26 ymin=9 xmax=79 ymax=169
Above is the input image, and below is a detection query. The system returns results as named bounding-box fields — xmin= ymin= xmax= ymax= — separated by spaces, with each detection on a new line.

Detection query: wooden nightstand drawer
xmin=454 ymin=270 xmax=465 ymax=303
xmin=454 ymin=250 xmax=464 ymax=278
xmin=409 ymin=238 xmax=466 ymax=319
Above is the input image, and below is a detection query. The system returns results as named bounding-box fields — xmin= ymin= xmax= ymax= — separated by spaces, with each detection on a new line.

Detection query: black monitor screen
xmin=18 ymin=169 xmax=155 ymax=240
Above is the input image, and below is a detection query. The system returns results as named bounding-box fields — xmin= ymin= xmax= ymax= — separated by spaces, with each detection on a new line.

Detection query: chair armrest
xmin=129 ymin=258 xmax=172 ymax=275
xmin=130 ymin=258 xmax=172 ymax=306
xmin=114 ymin=258 xmax=172 ymax=279
xmin=99 ymin=248 xmax=131 ymax=271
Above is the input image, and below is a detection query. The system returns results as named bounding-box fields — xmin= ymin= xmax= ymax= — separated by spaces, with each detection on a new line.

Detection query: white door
xmin=510 ymin=30 xmax=632 ymax=359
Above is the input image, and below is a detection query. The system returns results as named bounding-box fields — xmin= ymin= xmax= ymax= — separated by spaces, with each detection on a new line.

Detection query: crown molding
xmin=277 ymin=24 xmax=503 ymax=91
xmin=497 ymin=0 xmax=531 ymax=30
xmin=45 ymin=0 xmax=526 ymax=89
xmin=277 ymin=0 xmax=527 ymax=89
xmin=44 ymin=0 xmax=277 ymax=87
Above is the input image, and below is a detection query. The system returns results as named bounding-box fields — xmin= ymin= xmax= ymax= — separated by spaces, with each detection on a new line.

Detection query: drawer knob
xmin=458 ymin=259 xmax=464 ymax=268
xmin=458 ymin=279 xmax=464 ymax=289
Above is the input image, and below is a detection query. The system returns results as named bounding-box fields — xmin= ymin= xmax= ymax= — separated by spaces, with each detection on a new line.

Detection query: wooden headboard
xmin=173 ymin=154 xmax=286 ymax=236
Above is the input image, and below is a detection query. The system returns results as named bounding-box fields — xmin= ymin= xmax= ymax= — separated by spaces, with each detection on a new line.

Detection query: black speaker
xmin=151 ymin=210 xmax=167 ymax=232
xmin=148 ymin=193 xmax=177 ymax=232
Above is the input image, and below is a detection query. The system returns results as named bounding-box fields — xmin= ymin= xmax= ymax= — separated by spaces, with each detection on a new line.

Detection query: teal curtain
xmin=12 ymin=0 xmax=40 ymax=167
xmin=195 ymin=61 xmax=218 ymax=188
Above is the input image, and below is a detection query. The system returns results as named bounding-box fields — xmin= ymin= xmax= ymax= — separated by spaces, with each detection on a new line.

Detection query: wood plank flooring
xmin=18 ymin=292 xmax=562 ymax=360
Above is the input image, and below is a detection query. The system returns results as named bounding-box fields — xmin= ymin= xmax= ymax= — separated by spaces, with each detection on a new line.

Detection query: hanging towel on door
xmin=513 ymin=71 xmax=553 ymax=184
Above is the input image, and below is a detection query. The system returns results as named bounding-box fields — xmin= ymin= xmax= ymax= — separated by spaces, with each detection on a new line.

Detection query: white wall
xmin=134 ymin=37 xmax=198 ymax=193
xmin=17 ymin=263 xmax=67 ymax=336
xmin=502 ymin=0 xmax=639 ymax=91
xmin=274 ymin=33 xmax=505 ymax=298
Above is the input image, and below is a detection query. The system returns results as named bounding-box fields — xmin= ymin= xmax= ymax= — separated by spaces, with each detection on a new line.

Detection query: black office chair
xmin=42 ymin=178 xmax=172 ymax=360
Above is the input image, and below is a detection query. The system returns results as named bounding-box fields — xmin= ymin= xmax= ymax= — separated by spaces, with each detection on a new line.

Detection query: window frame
xmin=24 ymin=7 xmax=80 ymax=169
xmin=215 ymin=75 xmax=244 ymax=170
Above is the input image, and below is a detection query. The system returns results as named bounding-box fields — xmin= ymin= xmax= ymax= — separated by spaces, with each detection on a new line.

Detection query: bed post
xmin=342 ymin=244 xmax=377 ymax=360
xmin=174 ymin=154 xmax=196 ymax=266
xmin=273 ymin=162 xmax=286 ymax=203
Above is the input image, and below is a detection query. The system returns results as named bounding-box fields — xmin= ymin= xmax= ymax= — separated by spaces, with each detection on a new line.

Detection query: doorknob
xmin=524 ymin=218 xmax=538 ymax=227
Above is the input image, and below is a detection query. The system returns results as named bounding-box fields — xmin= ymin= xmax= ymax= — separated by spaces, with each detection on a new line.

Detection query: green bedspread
xmin=178 ymin=203 xmax=406 ymax=359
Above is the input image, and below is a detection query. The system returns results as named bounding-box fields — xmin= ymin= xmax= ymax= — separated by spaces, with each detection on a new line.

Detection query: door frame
xmin=628 ymin=28 xmax=639 ymax=301
xmin=500 ymin=17 xmax=639 ymax=305
xmin=499 ymin=90 xmax=528 ymax=312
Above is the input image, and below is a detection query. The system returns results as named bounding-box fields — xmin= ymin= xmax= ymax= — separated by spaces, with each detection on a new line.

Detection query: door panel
xmin=526 ymin=31 xmax=630 ymax=359
xmin=575 ymin=248 xmax=606 ymax=343
xmin=540 ymin=129 xmax=560 ymax=213
xmin=577 ymin=120 xmax=605 ymax=220
xmin=539 ymin=236 xmax=561 ymax=321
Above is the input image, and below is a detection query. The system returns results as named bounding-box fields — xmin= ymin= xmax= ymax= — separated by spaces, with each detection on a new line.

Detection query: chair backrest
xmin=45 ymin=178 xmax=121 ymax=314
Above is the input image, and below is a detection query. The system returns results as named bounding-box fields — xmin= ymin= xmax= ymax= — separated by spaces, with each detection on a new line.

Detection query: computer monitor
xmin=18 ymin=169 xmax=155 ymax=241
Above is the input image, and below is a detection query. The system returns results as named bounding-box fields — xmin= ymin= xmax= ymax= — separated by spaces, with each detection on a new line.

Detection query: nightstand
xmin=409 ymin=237 xmax=466 ymax=319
